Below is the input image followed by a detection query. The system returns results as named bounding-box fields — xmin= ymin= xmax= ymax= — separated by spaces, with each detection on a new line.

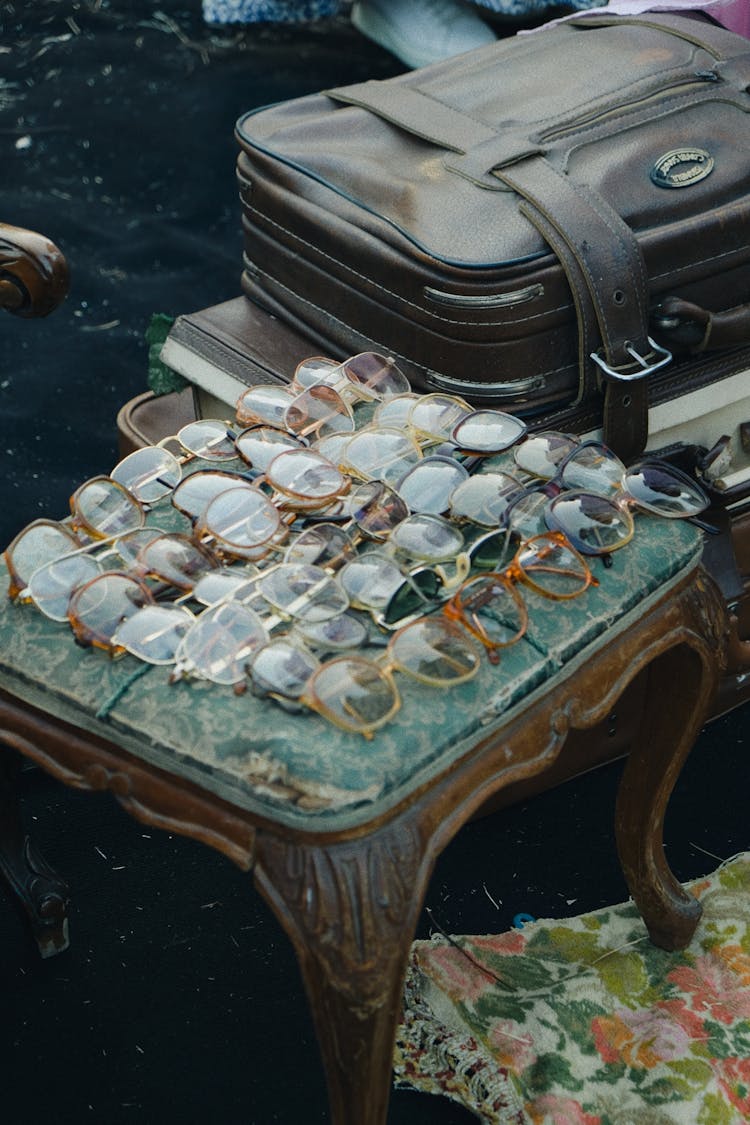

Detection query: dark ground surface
xmin=0 ymin=3 xmax=748 ymax=1123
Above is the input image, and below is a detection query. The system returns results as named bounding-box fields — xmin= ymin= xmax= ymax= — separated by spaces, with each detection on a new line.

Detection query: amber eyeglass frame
xmin=442 ymin=530 xmax=597 ymax=663
xmin=66 ymin=571 xmax=156 ymax=653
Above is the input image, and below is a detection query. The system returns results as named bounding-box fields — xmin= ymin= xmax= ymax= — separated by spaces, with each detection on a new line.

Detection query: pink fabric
xmin=584 ymin=1 xmax=749 ymax=35
xmin=537 ymin=0 xmax=750 ymax=36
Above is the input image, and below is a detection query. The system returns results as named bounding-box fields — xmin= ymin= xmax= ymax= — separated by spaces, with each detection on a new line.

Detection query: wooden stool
xmin=0 ymin=477 xmax=726 ymax=1124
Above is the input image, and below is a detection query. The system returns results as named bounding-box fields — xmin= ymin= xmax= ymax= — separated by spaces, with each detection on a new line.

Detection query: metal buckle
xmin=590 ymin=336 xmax=673 ymax=382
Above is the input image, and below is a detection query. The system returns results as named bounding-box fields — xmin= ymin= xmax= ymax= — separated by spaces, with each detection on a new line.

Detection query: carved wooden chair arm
xmin=0 ymin=222 xmax=70 ymax=318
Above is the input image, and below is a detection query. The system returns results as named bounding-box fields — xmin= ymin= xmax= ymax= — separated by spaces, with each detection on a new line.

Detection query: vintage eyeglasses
xmin=191 ymin=456 xmax=349 ymax=561
xmin=232 ymin=424 xmax=308 ymax=473
xmin=70 ymin=476 xmax=148 ymax=539
xmin=173 ymin=604 xmax=369 ymax=691
xmin=442 ymin=531 xmax=595 ymax=663
xmin=545 ymin=459 xmax=710 ymax=556
xmin=292 ymin=351 xmax=411 ymax=402
xmin=187 ymin=449 xmax=350 ymax=553
xmin=70 ymin=450 xmax=244 ymax=539
xmin=396 ymin=455 xmax=471 ymax=515
xmin=405 ymin=393 xmax=472 ymax=442
xmin=4 ymin=518 xmax=84 ymax=600
xmin=355 ymin=391 xmax=527 ymax=460
xmin=67 ymin=571 xmax=156 ymax=651
xmin=282 ymin=522 xmax=359 ymax=569
xmin=260 ymin=614 xmax=481 ymax=737
xmin=335 ymin=405 xmax=527 ymax=490
xmin=556 ymin=442 xmax=710 ymax=514
xmin=58 ymin=532 xmax=220 ymax=650
xmin=192 ymin=485 xmax=292 ymax=562
xmin=166 ymin=534 xmax=446 ymax=685
xmin=387 ymin=513 xmax=465 ymax=564
xmin=168 ymin=561 xmax=352 ymax=684
xmin=407 ymin=393 xmax=527 ymax=454
xmin=306 ymin=481 xmax=454 ymax=562
xmin=246 ymin=618 xmax=374 ymax=702
xmin=513 ymin=433 xmax=711 ymax=510
xmin=337 ymin=425 xmax=424 ymax=487
xmin=371 ymin=393 xmax=422 ymax=429
xmin=513 ymin=430 xmax=580 ymax=479
xmin=449 ymin=408 xmax=528 ymax=455
xmin=111 ymin=603 xmax=198 ymax=664
xmin=171 ymin=599 xmax=271 ymax=686
xmin=166 ymin=601 xmax=368 ymax=685
xmin=171 ymin=469 xmax=257 ymax=522
xmin=111 ymin=419 xmax=238 ymax=504
xmin=258 ymin=447 xmax=351 ymax=511
xmin=286 ymin=513 xmax=455 ymax=626
xmin=313 ymin=482 xmax=464 ymax=570
xmin=16 ymin=527 xmax=167 ymax=620
xmin=235 ymin=353 xmax=411 ymax=437
xmin=448 ymin=470 xmax=526 ymax=529
xmin=506 ymin=437 xmax=711 ymax=556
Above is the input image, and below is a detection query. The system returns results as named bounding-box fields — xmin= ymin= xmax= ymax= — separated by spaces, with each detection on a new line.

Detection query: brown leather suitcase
xmin=235 ymin=11 xmax=750 ymax=462
xmin=125 ymin=11 xmax=750 ymax=790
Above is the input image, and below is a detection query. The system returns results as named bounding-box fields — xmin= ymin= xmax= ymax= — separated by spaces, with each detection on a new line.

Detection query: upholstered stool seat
xmin=0 ymin=453 xmax=727 ymax=1125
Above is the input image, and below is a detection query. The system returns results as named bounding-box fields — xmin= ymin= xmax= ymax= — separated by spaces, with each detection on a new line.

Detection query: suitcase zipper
xmin=424 ymin=283 xmax=543 ymax=310
xmin=542 ymin=72 xmax=720 ymax=142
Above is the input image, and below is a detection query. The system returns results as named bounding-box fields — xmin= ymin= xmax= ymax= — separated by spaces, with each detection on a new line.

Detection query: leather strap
xmin=517 ymin=201 xmax=599 ymax=408
xmin=494 ymin=156 xmax=656 ymax=460
xmin=492 ymin=157 xmax=651 ymax=369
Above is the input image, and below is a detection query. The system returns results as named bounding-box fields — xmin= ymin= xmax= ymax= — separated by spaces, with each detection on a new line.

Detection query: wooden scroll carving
xmin=0 ymin=221 xmax=70 ymax=318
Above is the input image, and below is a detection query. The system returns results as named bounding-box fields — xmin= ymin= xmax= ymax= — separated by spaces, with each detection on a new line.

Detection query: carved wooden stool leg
xmin=254 ymin=818 xmax=427 ymax=1125
xmin=0 ymin=745 xmax=70 ymax=957
xmin=615 ymin=642 xmax=717 ymax=952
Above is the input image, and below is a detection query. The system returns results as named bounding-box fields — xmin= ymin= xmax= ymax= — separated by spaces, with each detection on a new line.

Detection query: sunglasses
xmin=338 ymin=550 xmax=444 ymax=628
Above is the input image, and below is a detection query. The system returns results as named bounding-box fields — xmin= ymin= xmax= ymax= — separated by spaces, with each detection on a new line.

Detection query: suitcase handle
xmin=651 ymin=296 xmax=750 ymax=354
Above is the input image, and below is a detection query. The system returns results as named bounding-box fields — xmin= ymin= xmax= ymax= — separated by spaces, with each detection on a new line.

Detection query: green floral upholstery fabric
xmin=0 ymin=456 xmax=703 ymax=832
xmin=395 ymin=853 xmax=750 ymax=1124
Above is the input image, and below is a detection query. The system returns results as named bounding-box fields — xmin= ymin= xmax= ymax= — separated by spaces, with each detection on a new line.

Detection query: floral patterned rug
xmin=394 ymin=853 xmax=750 ymax=1123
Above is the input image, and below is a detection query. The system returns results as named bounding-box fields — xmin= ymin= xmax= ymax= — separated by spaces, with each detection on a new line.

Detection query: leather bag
xmin=235 ymin=12 xmax=750 ymax=461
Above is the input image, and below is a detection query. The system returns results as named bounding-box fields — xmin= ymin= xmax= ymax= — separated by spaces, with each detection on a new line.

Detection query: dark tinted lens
xmin=467 ymin=530 xmax=507 ymax=569
xmin=383 ymin=568 xmax=442 ymax=625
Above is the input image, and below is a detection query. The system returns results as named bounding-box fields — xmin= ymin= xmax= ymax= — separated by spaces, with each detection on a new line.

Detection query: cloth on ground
xmin=202 ymin=0 xmax=606 ymax=27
